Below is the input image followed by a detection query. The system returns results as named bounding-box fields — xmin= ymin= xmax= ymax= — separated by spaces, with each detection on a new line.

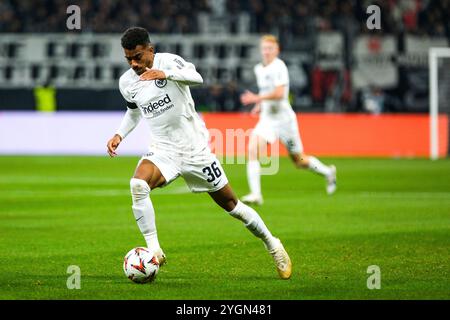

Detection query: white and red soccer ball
xmin=123 ymin=247 xmax=159 ymax=283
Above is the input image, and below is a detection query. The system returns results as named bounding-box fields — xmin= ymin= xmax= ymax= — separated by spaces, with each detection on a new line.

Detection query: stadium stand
xmin=0 ymin=0 xmax=449 ymax=112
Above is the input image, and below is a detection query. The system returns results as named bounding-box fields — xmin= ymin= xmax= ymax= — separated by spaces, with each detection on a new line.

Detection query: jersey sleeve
xmin=119 ymin=75 xmax=133 ymax=103
xmin=119 ymin=73 xmax=138 ymax=109
xmin=116 ymin=108 xmax=142 ymax=140
xmin=273 ymin=61 xmax=289 ymax=87
xmin=160 ymin=54 xmax=203 ymax=86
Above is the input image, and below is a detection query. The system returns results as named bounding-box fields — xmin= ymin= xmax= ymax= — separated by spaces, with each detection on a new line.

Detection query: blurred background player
xmin=240 ymin=35 xmax=337 ymax=205
xmin=107 ymin=27 xmax=292 ymax=279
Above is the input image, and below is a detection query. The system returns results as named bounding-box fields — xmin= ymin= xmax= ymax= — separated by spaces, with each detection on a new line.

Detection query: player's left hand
xmin=139 ymin=68 xmax=166 ymax=81
xmin=240 ymin=90 xmax=261 ymax=106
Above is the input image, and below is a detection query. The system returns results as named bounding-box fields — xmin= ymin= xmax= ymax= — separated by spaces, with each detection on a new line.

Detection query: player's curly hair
xmin=121 ymin=27 xmax=151 ymax=49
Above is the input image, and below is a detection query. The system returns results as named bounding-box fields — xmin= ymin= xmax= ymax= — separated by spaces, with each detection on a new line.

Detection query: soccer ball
xmin=123 ymin=247 xmax=159 ymax=283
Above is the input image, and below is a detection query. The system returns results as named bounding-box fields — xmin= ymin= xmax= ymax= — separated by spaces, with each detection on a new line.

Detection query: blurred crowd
xmin=1 ymin=0 xmax=449 ymax=113
xmin=1 ymin=0 xmax=448 ymax=37
xmin=235 ymin=0 xmax=449 ymax=36
xmin=0 ymin=0 xmax=211 ymax=33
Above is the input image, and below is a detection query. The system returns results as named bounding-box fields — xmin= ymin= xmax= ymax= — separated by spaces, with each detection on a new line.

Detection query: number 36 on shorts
xmin=202 ymin=161 xmax=222 ymax=183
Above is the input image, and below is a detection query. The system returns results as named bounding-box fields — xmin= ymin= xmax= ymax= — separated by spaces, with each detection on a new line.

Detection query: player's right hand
xmin=240 ymin=90 xmax=261 ymax=106
xmin=250 ymin=103 xmax=261 ymax=116
xmin=107 ymin=134 xmax=122 ymax=157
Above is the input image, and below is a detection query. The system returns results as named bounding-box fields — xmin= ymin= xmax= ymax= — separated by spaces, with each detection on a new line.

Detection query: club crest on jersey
xmin=155 ymin=79 xmax=167 ymax=88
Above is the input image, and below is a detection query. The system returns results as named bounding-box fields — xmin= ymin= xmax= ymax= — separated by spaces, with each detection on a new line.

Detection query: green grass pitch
xmin=0 ymin=156 xmax=449 ymax=300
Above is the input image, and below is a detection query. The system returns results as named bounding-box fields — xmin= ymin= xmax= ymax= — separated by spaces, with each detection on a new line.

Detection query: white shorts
xmin=139 ymin=148 xmax=229 ymax=193
xmin=252 ymin=115 xmax=304 ymax=154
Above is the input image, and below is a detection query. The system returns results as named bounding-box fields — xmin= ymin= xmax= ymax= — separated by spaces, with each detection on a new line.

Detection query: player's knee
xmin=151 ymin=174 xmax=166 ymax=189
xmin=130 ymin=178 xmax=150 ymax=199
xmin=294 ymin=154 xmax=309 ymax=168
xmin=298 ymin=161 xmax=309 ymax=169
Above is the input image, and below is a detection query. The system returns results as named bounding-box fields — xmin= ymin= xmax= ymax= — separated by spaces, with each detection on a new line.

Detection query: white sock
xmin=247 ymin=160 xmax=261 ymax=197
xmin=308 ymin=156 xmax=332 ymax=177
xmin=130 ymin=178 xmax=160 ymax=253
xmin=228 ymin=200 xmax=278 ymax=251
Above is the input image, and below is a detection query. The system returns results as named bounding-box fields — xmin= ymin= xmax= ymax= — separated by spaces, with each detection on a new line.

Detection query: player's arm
xmin=107 ymin=78 xmax=142 ymax=157
xmin=140 ymin=55 xmax=203 ymax=86
xmin=241 ymin=62 xmax=288 ymax=106
xmin=240 ymin=85 xmax=285 ymax=106
xmin=108 ymin=106 xmax=142 ymax=157
xmin=107 ymin=102 xmax=142 ymax=157
xmin=116 ymin=102 xmax=142 ymax=140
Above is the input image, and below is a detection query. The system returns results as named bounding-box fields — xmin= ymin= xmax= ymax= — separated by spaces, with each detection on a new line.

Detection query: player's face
xmin=260 ymin=41 xmax=279 ymax=65
xmin=124 ymin=44 xmax=154 ymax=75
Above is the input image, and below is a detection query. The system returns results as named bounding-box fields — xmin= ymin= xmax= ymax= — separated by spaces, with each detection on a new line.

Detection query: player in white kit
xmin=106 ymin=28 xmax=292 ymax=279
xmin=240 ymin=35 xmax=337 ymax=205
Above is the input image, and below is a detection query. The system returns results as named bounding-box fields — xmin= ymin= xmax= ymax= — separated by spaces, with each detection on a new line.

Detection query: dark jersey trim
xmin=127 ymin=101 xmax=138 ymax=109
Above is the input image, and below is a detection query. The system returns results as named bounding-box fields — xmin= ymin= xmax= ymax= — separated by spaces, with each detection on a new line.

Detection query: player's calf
xmin=228 ymin=202 xmax=292 ymax=279
xmin=210 ymin=185 xmax=291 ymax=278
xmin=226 ymin=200 xmax=277 ymax=249
xmin=130 ymin=178 xmax=162 ymax=256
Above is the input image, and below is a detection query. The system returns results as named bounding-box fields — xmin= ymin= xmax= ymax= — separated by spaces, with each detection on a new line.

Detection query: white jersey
xmin=254 ymin=57 xmax=294 ymax=122
xmin=252 ymin=57 xmax=303 ymax=154
xmin=118 ymin=52 xmax=209 ymax=155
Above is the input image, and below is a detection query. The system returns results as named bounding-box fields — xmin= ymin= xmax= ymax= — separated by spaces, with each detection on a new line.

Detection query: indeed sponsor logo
xmin=142 ymin=94 xmax=172 ymax=114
